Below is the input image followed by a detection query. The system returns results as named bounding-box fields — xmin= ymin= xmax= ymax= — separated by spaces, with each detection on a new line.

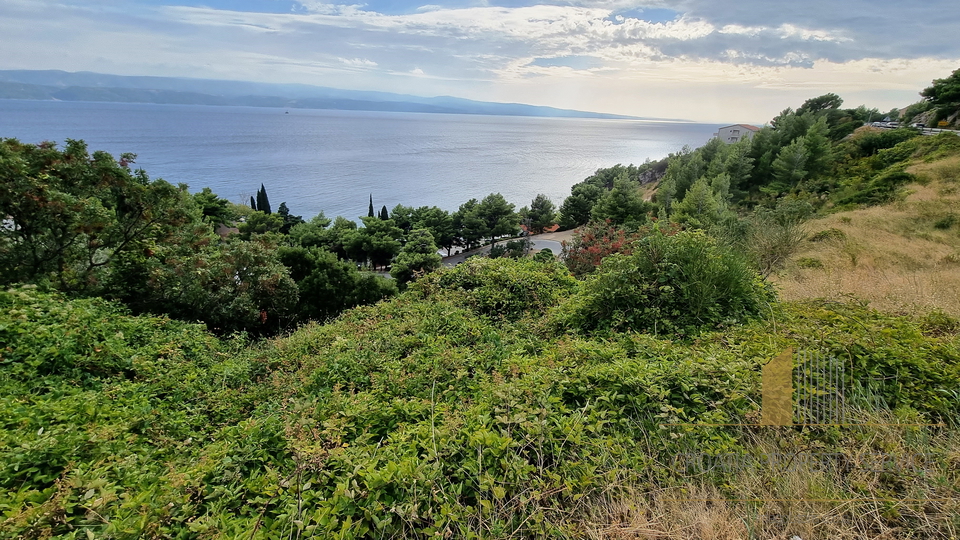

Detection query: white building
xmin=714 ymin=124 xmax=760 ymax=144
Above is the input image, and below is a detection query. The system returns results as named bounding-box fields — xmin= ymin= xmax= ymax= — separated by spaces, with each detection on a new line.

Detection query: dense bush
xmin=556 ymin=230 xmax=774 ymax=336
xmin=2 ymin=283 xmax=958 ymax=537
xmin=426 ymin=256 xmax=577 ymax=321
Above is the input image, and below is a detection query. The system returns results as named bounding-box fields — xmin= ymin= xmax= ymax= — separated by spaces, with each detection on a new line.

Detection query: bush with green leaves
xmin=556 ymin=229 xmax=774 ymax=336
xmin=424 ymin=256 xmax=578 ymax=321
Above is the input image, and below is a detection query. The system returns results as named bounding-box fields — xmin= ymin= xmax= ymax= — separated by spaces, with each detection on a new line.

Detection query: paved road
xmin=441 ymin=230 xmax=575 ymax=267
xmin=530 ymin=239 xmax=563 ymax=253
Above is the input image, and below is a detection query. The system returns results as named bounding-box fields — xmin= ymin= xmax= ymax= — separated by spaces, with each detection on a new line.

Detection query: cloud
xmin=2 ymin=0 xmax=959 ymax=122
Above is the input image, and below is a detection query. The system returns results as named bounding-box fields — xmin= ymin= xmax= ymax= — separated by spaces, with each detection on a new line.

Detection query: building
xmin=714 ymin=124 xmax=760 ymax=144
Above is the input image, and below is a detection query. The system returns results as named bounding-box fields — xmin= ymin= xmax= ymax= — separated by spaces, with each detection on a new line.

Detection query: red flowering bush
xmin=561 ymin=219 xmax=679 ymax=278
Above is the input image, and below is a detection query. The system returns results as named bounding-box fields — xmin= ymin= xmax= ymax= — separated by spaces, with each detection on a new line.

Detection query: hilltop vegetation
xmin=2 ymin=70 xmax=960 ymax=538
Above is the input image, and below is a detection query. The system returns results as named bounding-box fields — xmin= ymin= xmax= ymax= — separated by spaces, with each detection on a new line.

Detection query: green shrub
xmin=556 ymin=230 xmax=774 ymax=336
xmin=934 ymin=214 xmax=957 ymax=230
xmin=428 ymin=257 xmax=578 ymax=321
xmin=832 ymin=170 xmax=916 ymax=206
xmin=531 ymin=248 xmax=555 ymax=263
xmin=920 ymin=309 xmax=960 ymax=336
xmin=810 ymin=228 xmax=847 ymax=242
xmin=796 ymin=257 xmax=825 ymax=269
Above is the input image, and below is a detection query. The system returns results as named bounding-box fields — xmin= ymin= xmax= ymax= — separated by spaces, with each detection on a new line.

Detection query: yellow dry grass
xmin=577 ymin=410 xmax=960 ymax=540
xmin=771 ymin=157 xmax=960 ymax=317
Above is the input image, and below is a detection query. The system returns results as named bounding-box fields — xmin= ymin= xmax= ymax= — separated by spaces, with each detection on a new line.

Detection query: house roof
xmin=720 ymin=124 xmax=761 ymax=131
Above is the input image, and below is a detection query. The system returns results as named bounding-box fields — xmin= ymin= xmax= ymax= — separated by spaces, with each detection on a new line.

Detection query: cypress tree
xmin=379 ymin=205 xmax=389 ymax=220
xmin=257 ymin=184 xmax=272 ymax=214
xmin=368 ymin=194 xmax=375 ymax=218
xmin=250 ymin=195 xmax=257 ymax=211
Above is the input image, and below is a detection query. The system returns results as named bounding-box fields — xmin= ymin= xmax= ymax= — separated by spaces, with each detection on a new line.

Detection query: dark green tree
xmin=277 ymin=202 xmax=304 ymax=234
xmin=351 ymin=216 xmax=403 ymax=269
xmin=921 ymin=69 xmax=960 ymax=106
xmin=411 ymin=206 xmax=456 ymax=256
xmin=287 ymin=212 xmax=332 ymax=248
xmin=390 ymin=229 xmax=442 ymax=286
xmin=194 ymin=187 xmax=233 ymax=225
xmin=238 ymin=211 xmax=283 ymax=239
xmin=279 ymin=246 xmax=397 ymax=322
xmin=767 ymin=136 xmax=808 ymax=195
xmin=453 ymin=199 xmax=486 ymax=251
xmin=0 ymin=138 xmax=190 ymax=292
xmin=390 ymin=204 xmax=416 ymax=232
xmin=368 ymin=194 xmax=375 ymax=218
xmin=250 ymin=195 xmax=257 ymax=211
xmin=591 ymin=174 xmax=652 ymax=227
xmin=526 ymin=194 xmax=557 ymax=234
xmin=559 ymin=182 xmax=603 ymax=229
xmin=379 ymin=205 xmax=389 ymax=220
xmin=256 ymin=184 xmax=272 ymax=214
xmin=476 ymin=193 xmax=518 ymax=244
xmin=796 ymin=93 xmax=843 ymax=116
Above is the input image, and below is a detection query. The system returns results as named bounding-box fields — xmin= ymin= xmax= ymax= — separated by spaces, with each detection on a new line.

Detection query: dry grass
xmin=576 ymin=410 xmax=960 ymax=540
xmin=772 ymin=157 xmax=960 ymax=317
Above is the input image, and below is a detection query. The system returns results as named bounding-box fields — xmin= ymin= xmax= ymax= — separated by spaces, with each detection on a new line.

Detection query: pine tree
xmin=670 ymin=177 xmax=721 ymax=229
xmin=368 ymin=194 xmax=375 ymax=218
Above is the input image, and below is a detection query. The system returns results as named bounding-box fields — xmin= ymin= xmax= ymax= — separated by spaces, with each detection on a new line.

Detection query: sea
xmin=0 ymin=100 xmax=720 ymax=221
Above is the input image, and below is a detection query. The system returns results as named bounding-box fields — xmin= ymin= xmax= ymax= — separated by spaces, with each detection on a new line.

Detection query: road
xmin=441 ymin=229 xmax=575 ymax=267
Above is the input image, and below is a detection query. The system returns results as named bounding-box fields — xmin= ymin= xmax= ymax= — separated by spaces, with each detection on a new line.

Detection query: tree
xmin=277 ymin=202 xmax=304 ymax=234
xmin=194 ymin=187 xmax=233 ymax=225
xmin=379 ymin=205 xmax=389 ymax=220
xmin=561 ymin=230 xmax=772 ymax=336
xmin=256 ymin=184 xmax=272 ymax=214
xmin=590 ymin=174 xmax=651 ymax=227
xmin=250 ymin=195 xmax=257 ymax=211
xmin=724 ymin=136 xmax=755 ymax=200
xmin=130 ymin=235 xmax=298 ymax=335
xmin=796 ymin=93 xmax=843 ymax=116
xmin=671 ymin=177 xmax=722 ymax=229
xmin=559 ymin=182 xmax=603 ymax=229
xmin=768 ymin=136 xmax=808 ymax=195
xmin=476 ymin=193 xmax=518 ymax=244
xmin=327 ymin=216 xmax=358 ymax=260
xmin=390 ymin=204 xmax=416 ymax=232
xmin=803 ymin=116 xmax=832 ymax=178
xmin=279 ymin=246 xmax=397 ymax=322
xmin=453 ymin=199 xmax=487 ymax=251
xmin=526 ymin=194 xmax=557 ymax=234
xmin=368 ymin=194 xmax=375 ymax=218
xmin=238 ymin=211 xmax=283 ymax=239
xmin=0 ymin=138 xmax=190 ymax=292
xmin=352 ymin=216 xmax=403 ymax=269
xmin=391 ymin=229 xmax=442 ymax=285
xmin=921 ymin=68 xmax=960 ymax=107
xmin=287 ymin=212 xmax=332 ymax=248
xmin=411 ymin=206 xmax=456 ymax=256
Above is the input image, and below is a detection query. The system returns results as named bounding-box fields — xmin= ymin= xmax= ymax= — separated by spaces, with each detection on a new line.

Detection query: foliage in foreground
xmin=1 ymin=268 xmax=958 ymax=537
xmin=557 ymin=229 xmax=774 ymax=336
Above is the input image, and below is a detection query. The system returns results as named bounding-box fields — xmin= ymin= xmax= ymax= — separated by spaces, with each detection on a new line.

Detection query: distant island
xmin=0 ymin=69 xmax=688 ymax=121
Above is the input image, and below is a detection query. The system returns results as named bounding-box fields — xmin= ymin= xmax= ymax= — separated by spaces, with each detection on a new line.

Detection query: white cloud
xmin=2 ymin=0 xmax=959 ymax=122
xmin=339 ymin=57 xmax=378 ymax=67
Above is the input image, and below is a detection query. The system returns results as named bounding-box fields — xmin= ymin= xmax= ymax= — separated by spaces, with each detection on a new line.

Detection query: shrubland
xmin=3 ymin=69 xmax=960 ymax=538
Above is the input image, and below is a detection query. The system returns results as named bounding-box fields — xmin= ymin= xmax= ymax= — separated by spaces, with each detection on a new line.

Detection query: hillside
xmin=3 ymin=74 xmax=960 ymax=538
xmin=773 ymin=137 xmax=960 ymax=316
xmin=0 ymin=70 xmax=658 ymax=120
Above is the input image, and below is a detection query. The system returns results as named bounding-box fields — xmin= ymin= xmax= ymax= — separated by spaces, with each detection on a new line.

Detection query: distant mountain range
xmin=0 ymin=70 xmax=686 ymax=121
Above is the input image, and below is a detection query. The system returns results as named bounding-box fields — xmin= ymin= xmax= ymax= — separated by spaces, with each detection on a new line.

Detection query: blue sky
xmin=2 ymin=0 xmax=959 ymax=122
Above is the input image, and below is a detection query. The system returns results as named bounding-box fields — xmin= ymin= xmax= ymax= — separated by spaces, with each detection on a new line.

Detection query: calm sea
xmin=0 ymin=100 xmax=720 ymax=220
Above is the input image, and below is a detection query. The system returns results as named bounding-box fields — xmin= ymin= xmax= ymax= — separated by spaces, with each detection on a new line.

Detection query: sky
xmin=2 ymin=0 xmax=959 ymax=123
